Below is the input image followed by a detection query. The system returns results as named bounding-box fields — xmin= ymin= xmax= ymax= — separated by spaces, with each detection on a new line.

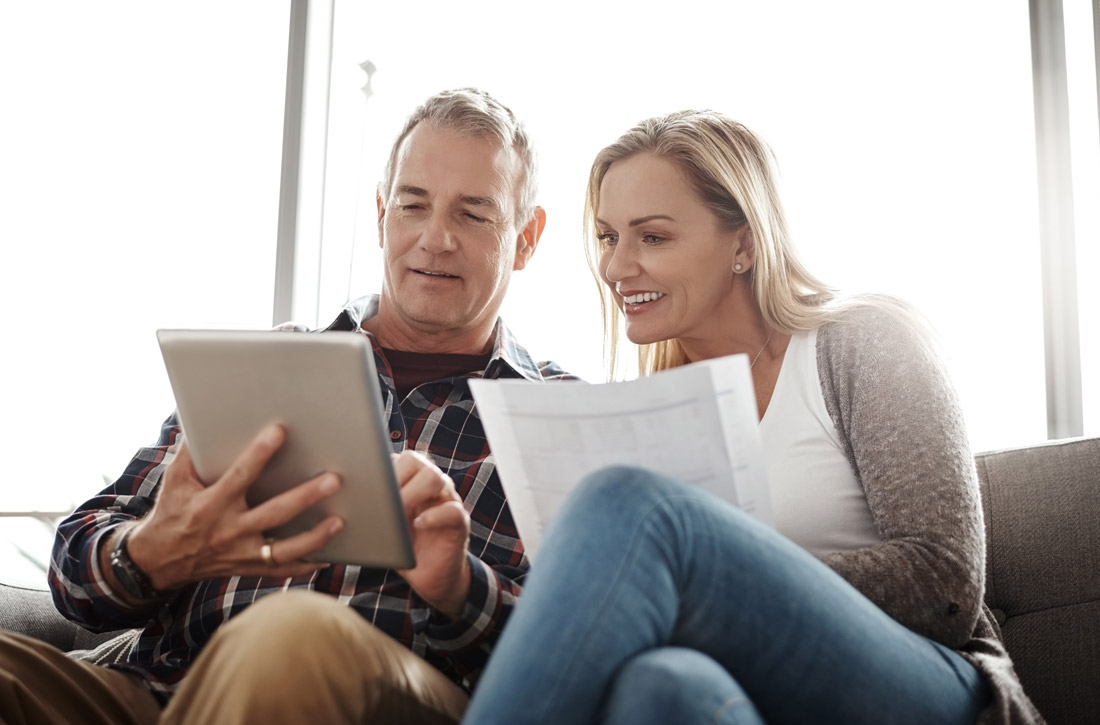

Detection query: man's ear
xmin=513 ymin=206 xmax=547 ymax=271
xmin=376 ymin=191 xmax=386 ymax=248
xmin=732 ymin=224 xmax=756 ymax=273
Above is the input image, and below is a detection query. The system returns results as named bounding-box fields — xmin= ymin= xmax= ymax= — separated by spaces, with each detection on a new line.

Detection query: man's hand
xmin=114 ymin=424 xmax=345 ymax=594
xmin=393 ymin=450 xmax=471 ymax=620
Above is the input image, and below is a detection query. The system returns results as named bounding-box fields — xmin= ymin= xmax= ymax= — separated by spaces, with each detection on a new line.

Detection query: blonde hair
xmin=584 ymin=110 xmax=839 ymax=378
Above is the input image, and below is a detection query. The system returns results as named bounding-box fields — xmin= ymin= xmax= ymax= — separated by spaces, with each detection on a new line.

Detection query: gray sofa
xmin=975 ymin=436 xmax=1099 ymax=723
xmin=2 ymin=436 xmax=1097 ymax=723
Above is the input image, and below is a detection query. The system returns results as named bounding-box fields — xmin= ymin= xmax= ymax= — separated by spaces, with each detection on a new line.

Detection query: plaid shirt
xmin=49 ymin=295 xmax=576 ymax=703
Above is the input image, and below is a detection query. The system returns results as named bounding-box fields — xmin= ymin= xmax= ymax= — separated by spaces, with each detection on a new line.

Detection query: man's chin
xmin=400 ymin=309 xmax=456 ymax=329
xmin=401 ymin=303 xmax=469 ymax=332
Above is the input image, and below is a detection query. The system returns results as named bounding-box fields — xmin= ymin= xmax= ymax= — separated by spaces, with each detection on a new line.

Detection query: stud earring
xmin=734 ymin=263 xmax=744 ymax=273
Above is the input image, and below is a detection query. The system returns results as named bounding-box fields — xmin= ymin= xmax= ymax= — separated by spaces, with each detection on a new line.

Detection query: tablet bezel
xmin=156 ymin=328 xmax=415 ymax=569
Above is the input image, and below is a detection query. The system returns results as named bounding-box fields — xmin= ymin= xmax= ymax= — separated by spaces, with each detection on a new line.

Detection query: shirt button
xmin=390 ymin=430 xmax=403 ymax=441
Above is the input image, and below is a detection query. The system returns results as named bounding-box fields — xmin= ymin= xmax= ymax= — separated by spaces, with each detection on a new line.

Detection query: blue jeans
xmin=463 ymin=467 xmax=991 ymax=724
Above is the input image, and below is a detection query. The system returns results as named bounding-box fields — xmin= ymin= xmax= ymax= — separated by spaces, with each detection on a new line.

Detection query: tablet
xmin=156 ymin=328 xmax=415 ymax=569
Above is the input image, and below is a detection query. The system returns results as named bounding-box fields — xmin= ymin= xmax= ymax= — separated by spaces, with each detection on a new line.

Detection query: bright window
xmin=323 ymin=0 xmax=1045 ymax=452
xmin=1064 ymin=0 xmax=1100 ymax=436
xmin=0 ymin=2 xmax=290 ymax=584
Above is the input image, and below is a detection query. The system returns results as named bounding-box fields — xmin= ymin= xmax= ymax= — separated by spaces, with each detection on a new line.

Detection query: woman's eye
xmin=642 ymin=234 xmax=664 ymax=245
xmin=597 ymin=232 xmax=618 ymax=246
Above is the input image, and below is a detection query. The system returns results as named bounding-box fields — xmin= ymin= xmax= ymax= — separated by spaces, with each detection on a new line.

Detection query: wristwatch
xmin=109 ymin=526 xmax=162 ymax=600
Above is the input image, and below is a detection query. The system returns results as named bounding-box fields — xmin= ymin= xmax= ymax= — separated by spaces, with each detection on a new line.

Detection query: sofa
xmin=974 ymin=435 xmax=1099 ymax=723
xmin=2 ymin=436 xmax=1098 ymax=723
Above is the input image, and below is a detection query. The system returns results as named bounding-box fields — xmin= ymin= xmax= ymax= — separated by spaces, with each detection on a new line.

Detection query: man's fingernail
xmin=262 ymin=425 xmax=281 ymax=444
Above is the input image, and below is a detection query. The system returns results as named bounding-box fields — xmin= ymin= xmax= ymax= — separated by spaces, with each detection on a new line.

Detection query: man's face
xmin=375 ymin=123 xmax=538 ymax=351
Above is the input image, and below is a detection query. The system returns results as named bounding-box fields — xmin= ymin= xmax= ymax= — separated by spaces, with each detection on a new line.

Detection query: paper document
xmin=469 ymin=354 xmax=771 ymax=561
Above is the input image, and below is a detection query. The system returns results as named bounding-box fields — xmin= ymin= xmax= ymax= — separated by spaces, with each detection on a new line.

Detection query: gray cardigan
xmin=815 ymin=302 xmax=1042 ymax=723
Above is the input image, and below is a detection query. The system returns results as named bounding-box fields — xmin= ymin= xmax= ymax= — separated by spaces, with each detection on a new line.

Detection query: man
xmin=0 ymin=88 xmax=573 ymax=724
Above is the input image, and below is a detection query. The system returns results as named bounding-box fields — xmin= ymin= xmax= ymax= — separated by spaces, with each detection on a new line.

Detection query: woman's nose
xmin=601 ymin=242 xmax=637 ymax=284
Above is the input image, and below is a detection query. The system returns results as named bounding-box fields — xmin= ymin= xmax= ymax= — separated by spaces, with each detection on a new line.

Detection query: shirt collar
xmin=322 ymin=294 xmax=547 ymax=382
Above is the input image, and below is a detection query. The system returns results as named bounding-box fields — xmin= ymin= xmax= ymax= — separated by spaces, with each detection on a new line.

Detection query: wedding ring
xmin=260 ymin=542 xmax=276 ymax=567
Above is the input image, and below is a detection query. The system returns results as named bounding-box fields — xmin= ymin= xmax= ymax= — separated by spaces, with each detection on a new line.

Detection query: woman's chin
xmin=625 ymin=326 xmax=671 ymax=346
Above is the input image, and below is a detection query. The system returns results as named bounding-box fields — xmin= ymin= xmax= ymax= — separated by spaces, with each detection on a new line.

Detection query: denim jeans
xmin=463 ymin=466 xmax=991 ymax=724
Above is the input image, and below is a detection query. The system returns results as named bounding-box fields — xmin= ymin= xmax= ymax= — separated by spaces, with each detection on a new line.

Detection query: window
xmin=319 ymin=0 xmax=1047 ymax=452
xmin=1063 ymin=0 xmax=1100 ymax=435
xmin=0 ymin=2 xmax=291 ymax=584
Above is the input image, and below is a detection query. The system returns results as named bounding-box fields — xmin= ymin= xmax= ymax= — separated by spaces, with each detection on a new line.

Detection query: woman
xmin=462 ymin=112 xmax=1041 ymax=723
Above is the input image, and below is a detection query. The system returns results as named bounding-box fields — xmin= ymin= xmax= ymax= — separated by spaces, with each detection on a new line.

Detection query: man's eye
xmin=464 ymin=212 xmax=487 ymax=223
xmin=400 ymin=204 xmax=423 ymax=211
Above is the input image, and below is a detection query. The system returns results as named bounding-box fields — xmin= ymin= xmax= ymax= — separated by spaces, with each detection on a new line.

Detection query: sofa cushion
xmin=975 ymin=436 xmax=1100 ymax=725
xmin=0 ymin=582 xmax=130 ymax=653
xmin=0 ymin=582 xmax=83 ymax=651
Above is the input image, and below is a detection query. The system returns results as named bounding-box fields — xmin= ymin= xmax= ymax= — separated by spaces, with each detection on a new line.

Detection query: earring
xmin=734 ymin=263 xmax=744 ymax=273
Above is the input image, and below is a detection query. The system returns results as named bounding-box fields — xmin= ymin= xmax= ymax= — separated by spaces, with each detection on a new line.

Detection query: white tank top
xmin=758 ymin=329 xmax=880 ymax=555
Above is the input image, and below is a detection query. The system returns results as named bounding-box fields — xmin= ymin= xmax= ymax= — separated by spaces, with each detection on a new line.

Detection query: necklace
xmin=749 ymin=330 xmax=774 ymax=369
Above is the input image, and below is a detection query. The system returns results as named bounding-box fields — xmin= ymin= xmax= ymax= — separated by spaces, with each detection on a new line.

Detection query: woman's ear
xmin=732 ymin=225 xmax=755 ymax=274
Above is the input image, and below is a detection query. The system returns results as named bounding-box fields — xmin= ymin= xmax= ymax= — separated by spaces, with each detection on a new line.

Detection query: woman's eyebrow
xmin=595 ymin=214 xmax=676 ymax=227
xmin=628 ymin=214 xmax=675 ymax=227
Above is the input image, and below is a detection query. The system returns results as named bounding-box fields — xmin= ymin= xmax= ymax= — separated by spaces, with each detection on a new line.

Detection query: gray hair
xmin=379 ymin=88 xmax=538 ymax=226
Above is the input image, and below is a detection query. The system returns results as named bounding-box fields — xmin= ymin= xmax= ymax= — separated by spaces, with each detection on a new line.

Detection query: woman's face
xmin=596 ymin=153 xmax=743 ymax=347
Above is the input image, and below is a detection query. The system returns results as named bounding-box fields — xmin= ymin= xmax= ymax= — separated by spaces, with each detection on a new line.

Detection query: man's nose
xmin=419 ymin=212 xmax=457 ymax=253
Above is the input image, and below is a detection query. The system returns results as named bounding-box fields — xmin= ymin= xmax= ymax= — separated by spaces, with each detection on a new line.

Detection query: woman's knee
xmin=603 ymin=647 xmax=764 ymax=725
xmin=564 ymin=466 xmax=749 ymax=548
xmin=541 ymin=466 xmax=683 ymax=555
xmin=568 ymin=465 xmax=686 ymax=521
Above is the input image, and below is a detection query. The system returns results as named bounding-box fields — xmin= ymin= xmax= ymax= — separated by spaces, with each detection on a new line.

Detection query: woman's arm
xmin=815 ymin=300 xmax=986 ymax=648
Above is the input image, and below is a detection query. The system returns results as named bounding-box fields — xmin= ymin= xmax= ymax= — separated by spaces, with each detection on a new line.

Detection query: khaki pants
xmin=0 ymin=590 xmax=468 ymax=724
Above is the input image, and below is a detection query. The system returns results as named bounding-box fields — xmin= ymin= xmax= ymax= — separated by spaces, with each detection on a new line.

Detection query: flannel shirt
xmin=48 ymin=295 xmax=576 ymax=703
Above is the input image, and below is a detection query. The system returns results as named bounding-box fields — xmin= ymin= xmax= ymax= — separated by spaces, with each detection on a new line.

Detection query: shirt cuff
xmin=86 ymin=524 xmax=163 ymax=615
xmin=424 ymin=552 xmax=502 ymax=653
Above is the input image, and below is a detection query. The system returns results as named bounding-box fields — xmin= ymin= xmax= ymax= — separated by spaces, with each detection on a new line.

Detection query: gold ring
xmin=260 ymin=543 xmax=276 ymax=567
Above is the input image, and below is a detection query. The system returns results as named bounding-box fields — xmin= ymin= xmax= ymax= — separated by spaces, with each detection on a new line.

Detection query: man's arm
xmin=388 ymin=449 xmax=525 ymax=689
xmin=51 ymin=419 xmax=346 ymax=627
xmin=393 ymin=450 xmax=472 ymax=618
xmin=388 ymin=356 xmax=578 ymax=686
xmin=422 ymin=552 xmax=523 ymax=690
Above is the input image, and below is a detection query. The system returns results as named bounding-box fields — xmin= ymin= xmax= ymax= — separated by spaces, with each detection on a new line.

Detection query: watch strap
xmin=109 ymin=526 xmax=163 ymax=600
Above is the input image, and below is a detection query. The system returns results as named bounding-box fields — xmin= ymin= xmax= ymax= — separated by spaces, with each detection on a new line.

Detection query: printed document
xmin=468 ymin=353 xmax=771 ymax=561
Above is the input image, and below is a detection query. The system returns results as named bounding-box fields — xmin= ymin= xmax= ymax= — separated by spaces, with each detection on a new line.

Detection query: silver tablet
xmin=156 ymin=328 xmax=415 ymax=569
